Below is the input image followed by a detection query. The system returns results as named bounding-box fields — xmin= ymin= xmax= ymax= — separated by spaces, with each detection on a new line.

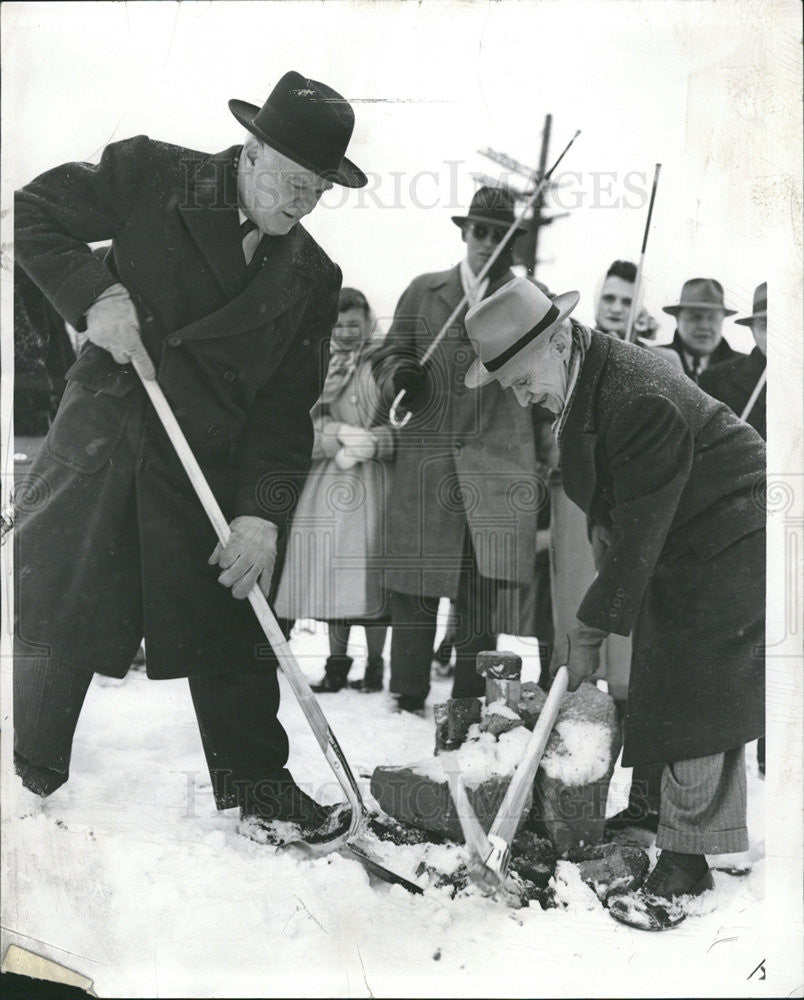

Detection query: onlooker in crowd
xmin=699 ymin=282 xmax=767 ymax=440
xmin=372 ymin=187 xmax=543 ymax=714
xmin=594 ymin=259 xmax=658 ymax=343
xmin=699 ymin=281 xmax=767 ymax=775
xmin=465 ymin=277 xmax=765 ymax=930
xmin=13 ymin=71 xmax=366 ymax=846
xmin=275 ymin=288 xmax=393 ymax=693
xmin=652 ymin=277 xmax=743 ymax=382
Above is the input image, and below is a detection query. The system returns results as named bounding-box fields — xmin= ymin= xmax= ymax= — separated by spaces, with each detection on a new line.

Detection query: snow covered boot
xmin=349 ymin=656 xmax=384 ymax=692
xmin=239 ymin=770 xmax=352 ymax=847
xmin=608 ymin=850 xmax=714 ymax=931
xmin=310 ymin=655 xmax=353 ymax=693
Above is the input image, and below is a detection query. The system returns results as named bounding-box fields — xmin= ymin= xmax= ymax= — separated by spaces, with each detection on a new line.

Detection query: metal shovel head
xmin=442 ymin=762 xmax=519 ymax=900
xmin=281 ymin=811 xmax=424 ymax=894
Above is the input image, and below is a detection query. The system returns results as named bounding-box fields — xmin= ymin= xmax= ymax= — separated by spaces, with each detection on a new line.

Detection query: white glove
xmin=336 ymin=424 xmax=377 ymax=460
xmin=85 ymin=283 xmax=155 ymax=379
xmin=208 ymin=516 xmax=278 ymax=600
xmin=335 ymin=447 xmax=361 ymax=470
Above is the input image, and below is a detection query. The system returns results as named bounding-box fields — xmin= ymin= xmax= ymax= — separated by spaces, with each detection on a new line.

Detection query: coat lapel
xmin=433 ymin=266 xmax=465 ymax=333
xmin=176 ymin=146 xmax=246 ymax=302
xmin=172 ymin=226 xmax=317 ymax=342
xmin=559 ymin=329 xmax=611 ymax=513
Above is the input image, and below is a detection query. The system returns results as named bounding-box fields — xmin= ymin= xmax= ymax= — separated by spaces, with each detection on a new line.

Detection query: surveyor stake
xmin=389 ymin=131 xmax=582 ymax=428
xmin=134 ymin=361 xmax=423 ymax=894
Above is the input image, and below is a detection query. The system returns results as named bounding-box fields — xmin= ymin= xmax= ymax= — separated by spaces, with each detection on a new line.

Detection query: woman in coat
xmin=275 ymin=289 xmax=394 ymax=692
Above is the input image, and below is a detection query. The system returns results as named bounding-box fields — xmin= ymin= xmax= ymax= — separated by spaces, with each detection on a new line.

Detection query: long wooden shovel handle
xmin=488 ymin=665 xmax=569 ymax=846
xmin=133 ymin=363 xmax=365 ymax=835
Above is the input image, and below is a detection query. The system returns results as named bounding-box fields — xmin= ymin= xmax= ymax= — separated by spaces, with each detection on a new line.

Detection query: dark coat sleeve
xmin=235 ymin=265 xmax=341 ymax=530
xmin=14 ymin=135 xmax=151 ymax=329
xmin=577 ymin=393 xmax=693 ymax=635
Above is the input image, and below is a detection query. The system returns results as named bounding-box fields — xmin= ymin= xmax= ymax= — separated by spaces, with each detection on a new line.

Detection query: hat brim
xmin=229 ymin=99 xmax=367 ymax=189
xmin=734 ymin=311 xmax=767 ymax=326
xmin=662 ymin=303 xmax=737 ymax=317
xmin=451 ymin=214 xmax=529 ymax=233
xmin=465 ymin=289 xmax=580 ymax=390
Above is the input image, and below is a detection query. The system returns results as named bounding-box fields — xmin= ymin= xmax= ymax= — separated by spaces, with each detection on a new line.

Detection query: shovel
xmin=133 ymin=361 xmax=423 ymax=894
xmin=445 ymin=665 xmax=569 ymax=896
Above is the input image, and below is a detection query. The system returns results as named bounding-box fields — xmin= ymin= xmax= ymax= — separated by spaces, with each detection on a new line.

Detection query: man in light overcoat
xmin=372 ymin=188 xmax=545 ymax=712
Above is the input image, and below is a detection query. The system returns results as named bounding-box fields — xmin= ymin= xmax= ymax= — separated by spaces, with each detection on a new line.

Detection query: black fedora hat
xmin=451 ymin=186 xmax=528 ymax=232
xmin=734 ymin=282 xmax=767 ymax=326
xmin=229 ymin=71 xmax=367 ymax=189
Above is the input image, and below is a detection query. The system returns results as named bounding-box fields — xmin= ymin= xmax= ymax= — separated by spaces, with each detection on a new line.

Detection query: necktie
xmin=690 ymin=356 xmax=701 ymax=381
xmin=240 ymin=217 xmax=260 ymax=265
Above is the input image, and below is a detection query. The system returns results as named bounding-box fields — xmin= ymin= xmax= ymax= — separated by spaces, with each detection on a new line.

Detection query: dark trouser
xmin=389 ymin=537 xmax=499 ymax=702
xmin=14 ymin=649 xmax=289 ymax=811
xmin=328 ymin=621 xmax=388 ymax=663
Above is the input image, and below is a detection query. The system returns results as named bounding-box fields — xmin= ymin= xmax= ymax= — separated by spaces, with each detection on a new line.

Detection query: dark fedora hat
xmin=662 ymin=277 xmax=736 ymax=317
xmin=735 ymin=282 xmax=767 ymax=326
xmin=451 ymin=186 xmax=528 ymax=232
xmin=229 ymin=70 xmax=367 ymax=189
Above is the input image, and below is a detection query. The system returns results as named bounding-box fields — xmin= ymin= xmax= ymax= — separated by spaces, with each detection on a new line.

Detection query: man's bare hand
xmin=209 ymin=516 xmax=278 ymax=600
xmin=86 ymin=283 xmax=155 ymax=379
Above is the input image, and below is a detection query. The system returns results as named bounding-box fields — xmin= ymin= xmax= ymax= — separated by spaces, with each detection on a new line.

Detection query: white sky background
xmin=2 ymin=0 xmax=801 ymax=349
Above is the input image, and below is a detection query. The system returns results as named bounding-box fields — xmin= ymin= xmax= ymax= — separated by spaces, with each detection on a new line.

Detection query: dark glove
xmin=551 ymin=617 xmax=609 ymax=692
xmin=392 ymin=359 xmax=428 ymax=409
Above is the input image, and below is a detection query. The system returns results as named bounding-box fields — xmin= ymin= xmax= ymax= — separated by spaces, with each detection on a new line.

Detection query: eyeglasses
xmin=469 ymin=222 xmax=509 ymax=243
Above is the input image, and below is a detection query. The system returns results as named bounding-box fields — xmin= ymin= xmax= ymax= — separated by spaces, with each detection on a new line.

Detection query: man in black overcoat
xmin=651 ymin=277 xmax=744 ymax=382
xmin=699 ymin=282 xmax=767 ymax=440
xmin=13 ymin=71 xmax=367 ymax=843
xmin=464 ymin=277 xmax=765 ymax=930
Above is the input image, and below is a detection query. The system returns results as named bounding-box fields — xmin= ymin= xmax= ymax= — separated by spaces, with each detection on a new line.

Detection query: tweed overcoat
xmin=14 ymin=136 xmax=341 ymax=679
xmin=561 ymin=329 xmax=765 ymax=765
xmin=372 ymin=266 xmax=541 ymax=599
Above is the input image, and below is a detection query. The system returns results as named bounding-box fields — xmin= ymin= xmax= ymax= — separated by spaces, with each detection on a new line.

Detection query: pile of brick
xmin=371 ymin=651 xmax=622 ymax=853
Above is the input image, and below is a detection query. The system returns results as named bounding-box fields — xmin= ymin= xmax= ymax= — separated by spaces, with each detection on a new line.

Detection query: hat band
xmin=484 ymin=303 xmax=560 ymax=372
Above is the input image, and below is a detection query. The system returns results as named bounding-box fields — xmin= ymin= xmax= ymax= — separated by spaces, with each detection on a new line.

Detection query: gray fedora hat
xmin=662 ymin=278 xmax=736 ymax=317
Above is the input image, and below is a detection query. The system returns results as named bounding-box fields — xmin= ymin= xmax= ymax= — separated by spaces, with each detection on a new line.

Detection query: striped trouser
xmin=656 ymin=746 xmax=748 ymax=855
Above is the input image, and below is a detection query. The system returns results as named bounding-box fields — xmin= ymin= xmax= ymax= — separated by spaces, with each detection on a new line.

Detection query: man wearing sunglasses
xmin=373 ymin=187 xmax=548 ymax=714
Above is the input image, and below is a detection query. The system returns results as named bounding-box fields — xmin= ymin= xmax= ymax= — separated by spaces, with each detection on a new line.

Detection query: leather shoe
xmin=608 ymin=850 xmax=713 ymax=930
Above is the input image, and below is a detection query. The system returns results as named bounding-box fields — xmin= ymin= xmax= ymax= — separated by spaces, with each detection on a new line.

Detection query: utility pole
xmin=476 ymin=113 xmax=568 ymax=280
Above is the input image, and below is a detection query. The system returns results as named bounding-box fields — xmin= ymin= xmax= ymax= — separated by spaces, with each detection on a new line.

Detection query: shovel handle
xmin=133 ymin=363 xmax=365 ymax=837
xmin=488 ymin=665 xmax=569 ymax=846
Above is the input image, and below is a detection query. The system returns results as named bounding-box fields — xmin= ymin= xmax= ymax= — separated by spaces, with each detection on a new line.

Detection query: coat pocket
xmin=43 ymin=377 xmax=137 ymax=474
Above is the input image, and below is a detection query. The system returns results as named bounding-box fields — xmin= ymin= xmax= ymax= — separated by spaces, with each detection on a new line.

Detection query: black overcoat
xmin=560 ymin=329 xmax=765 ymax=765
xmin=699 ymin=347 xmax=767 ymax=440
xmin=14 ymin=136 xmax=341 ymax=679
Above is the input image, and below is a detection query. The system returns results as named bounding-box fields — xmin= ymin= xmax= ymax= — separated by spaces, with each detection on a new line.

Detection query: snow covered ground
xmin=2 ymin=614 xmax=768 ymax=998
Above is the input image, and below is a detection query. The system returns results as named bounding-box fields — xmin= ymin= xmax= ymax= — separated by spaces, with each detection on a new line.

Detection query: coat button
xmin=608 ymin=609 xmax=618 ymax=619
xmin=207 ymin=425 xmax=220 ymax=438
xmin=454 ymin=441 xmax=463 ymax=452
xmin=613 ymin=597 xmax=622 ymax=608
xmin=224 ymin=369 xmax=237 ymax=382
xmin=137 ymin=457 xmax=149 ymax=472
xmin=167 ymin=335 xmax=182 ymax=347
